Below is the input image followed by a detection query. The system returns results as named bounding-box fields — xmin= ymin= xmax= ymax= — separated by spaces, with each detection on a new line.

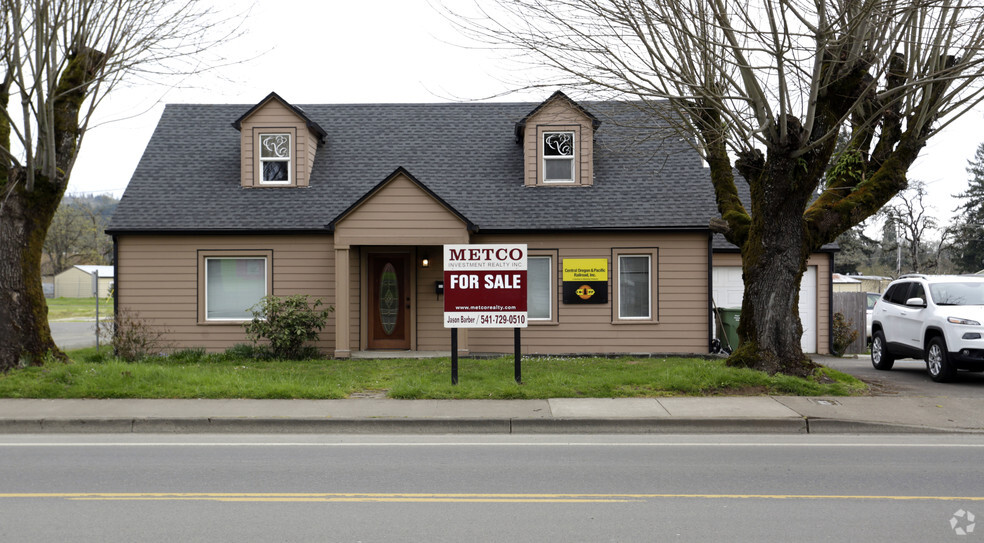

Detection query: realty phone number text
xmin=444 ymin=312 xmax=528 ymax=328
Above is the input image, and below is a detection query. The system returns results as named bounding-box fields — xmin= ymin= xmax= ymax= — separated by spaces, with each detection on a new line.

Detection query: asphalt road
xmin=0 ymin=434 xmax=982 ymax=542
xmin=819 ymin=354 xmax=984 ymax=397
xmin=49 ymin=321 xmax=102 ymax=350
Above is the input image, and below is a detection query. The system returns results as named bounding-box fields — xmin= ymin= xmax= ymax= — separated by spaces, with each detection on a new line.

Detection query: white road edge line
xmin=1 ymin=442 xmax=984 ymax=448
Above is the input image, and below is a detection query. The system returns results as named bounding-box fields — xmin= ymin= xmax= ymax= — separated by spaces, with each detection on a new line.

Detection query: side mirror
xmin=905 ymin=297 xmax=926 ymax=308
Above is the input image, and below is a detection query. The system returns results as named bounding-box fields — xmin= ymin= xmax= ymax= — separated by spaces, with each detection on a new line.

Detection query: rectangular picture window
xmin=618 ymin=255 xmax=651 ymax=319
xmin=205 ymin=257 xmax=267 ymax=320
xmin=528 ymin=256 xmax=552 ymax=320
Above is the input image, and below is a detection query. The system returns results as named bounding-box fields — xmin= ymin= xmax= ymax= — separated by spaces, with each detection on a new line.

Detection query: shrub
xmin=243 ymin=295 xmax=333 ymax=360
xmin=101 ymin=307 xmax=173 ymax=361
xmin=831 ymin=312 xmax=859 ymax=357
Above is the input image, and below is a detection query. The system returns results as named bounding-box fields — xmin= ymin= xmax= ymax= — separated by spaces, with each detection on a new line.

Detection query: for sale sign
xmin=443 ymin=244 xmax=528 ymax=328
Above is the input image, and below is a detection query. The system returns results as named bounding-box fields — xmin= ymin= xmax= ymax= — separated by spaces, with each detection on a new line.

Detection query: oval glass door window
xmin=379 ymin=263 xmax=399 ymax=335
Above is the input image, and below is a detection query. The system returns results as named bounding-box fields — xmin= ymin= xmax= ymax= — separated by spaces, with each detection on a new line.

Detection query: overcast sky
xmin=68 ymin=0 xmax=983 ymax=229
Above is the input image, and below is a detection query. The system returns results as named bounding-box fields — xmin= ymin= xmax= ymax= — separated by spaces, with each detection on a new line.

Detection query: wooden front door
xmin=368 ymin=253 xmax=411 ymax=349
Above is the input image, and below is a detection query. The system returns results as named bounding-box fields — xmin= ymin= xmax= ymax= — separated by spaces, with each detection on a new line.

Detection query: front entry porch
xmin=333 ymin=244 xmax=470 ymax=358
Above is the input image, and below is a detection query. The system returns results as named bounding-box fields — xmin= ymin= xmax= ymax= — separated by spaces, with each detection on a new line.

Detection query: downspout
xmin=707 ymin=233 xmax=714 ymax=353
xmin=113 ymin=235 xmax=119 ymax=356
xmin=828 ymin=251 xmax=834 ymax=355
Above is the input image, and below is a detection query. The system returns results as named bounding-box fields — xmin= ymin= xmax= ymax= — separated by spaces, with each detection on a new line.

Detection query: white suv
xmin=870 ymin=274 xmax=984 ymax=382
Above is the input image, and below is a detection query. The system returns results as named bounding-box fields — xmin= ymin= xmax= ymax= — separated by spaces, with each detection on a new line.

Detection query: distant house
xmin=107 ymin=91 xmax=834 ymax=356
xmin=54 ymin=265 xmax=114 ymax=298
xmin=832 ymin=273 xmax=863 ymax=292
xmin=851 ymin=275 xmax=892 ymax=294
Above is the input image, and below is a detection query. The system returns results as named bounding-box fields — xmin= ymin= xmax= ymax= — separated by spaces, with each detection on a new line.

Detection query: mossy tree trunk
xmin=0 ymin=49 xmax=103 ymax=371
xmin=0 ymin=172 xmax=65 ymax=369
xmin=704 ymin=55 xmax=935 ymax=376
xmin=730 ymin=152 xmax=819 ymax=375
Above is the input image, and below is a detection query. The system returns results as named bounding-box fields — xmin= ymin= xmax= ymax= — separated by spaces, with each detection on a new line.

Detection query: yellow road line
xmin=0 ymin=492 xmax=982 ymax=503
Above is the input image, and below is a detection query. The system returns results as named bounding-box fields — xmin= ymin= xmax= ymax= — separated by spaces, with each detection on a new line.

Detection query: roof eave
xmin=231 ymin=91 xmax=328 ymax=142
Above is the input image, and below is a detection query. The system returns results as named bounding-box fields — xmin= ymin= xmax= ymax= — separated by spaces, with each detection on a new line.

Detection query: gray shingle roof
xmin=108 ymin=100 xmax=719 ymax=233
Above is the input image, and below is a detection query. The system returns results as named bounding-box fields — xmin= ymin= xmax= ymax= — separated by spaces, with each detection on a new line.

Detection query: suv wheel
xmin=871 ymin=330 xmax=895 ymax=370
xmin=926 ymin=336 xmax=956 ymax=382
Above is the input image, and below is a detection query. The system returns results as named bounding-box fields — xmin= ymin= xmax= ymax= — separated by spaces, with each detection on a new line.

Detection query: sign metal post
xmin=443 ymin=244 xmax=528 ymax=385
xmin=93 ymin=270 xmax=100 ymax=352
xmin=514 ymin=327 xmax=521 ymax=384
xmin=451 ymin=328 xmax=458 ymax=385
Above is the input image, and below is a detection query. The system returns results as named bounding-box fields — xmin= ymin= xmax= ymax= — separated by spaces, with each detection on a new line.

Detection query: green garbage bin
xmin=718 ymin=307 xmax=741 ymax=350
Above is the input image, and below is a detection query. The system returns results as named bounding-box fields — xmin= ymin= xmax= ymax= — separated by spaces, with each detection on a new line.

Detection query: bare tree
xmin=43 ymin=196 xmax=113 ymax=274
xmin=883 ymin=181 xmax=936 ymax=274
xmin=0 ymin=0 xmax=242 ymax=371
xmin=883 ymin=181 xmax=951 ymax=274
xmin=451 ymin=0 xmax=984 ymax=375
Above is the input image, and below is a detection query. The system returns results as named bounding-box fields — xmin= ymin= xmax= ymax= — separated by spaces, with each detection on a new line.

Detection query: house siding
xmin=238 ymin=99 xmax=317 ymax=188
xmin=464 ymin=232 xmax=709 ymax=354
xmin=117 ymin=234 xmax=335 ymax=352
xmin=523 ymin=99 xmax=595 ymax=187
xmin=334 ymin=173 xmax=470 ymax=248
xmin=416 ymin=245 xmax=449 ymax=350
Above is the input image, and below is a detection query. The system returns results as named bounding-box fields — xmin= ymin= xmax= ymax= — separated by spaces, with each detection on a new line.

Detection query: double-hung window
xmin=204 ymin=256 xmax=268 ymax=321
xmin=259 ymin=133 xmax=291 ymax=184
xmin=616 ymin=252 xmax=655 ymax=321
xmin=543 ymin=131 xmax=575 ymax=183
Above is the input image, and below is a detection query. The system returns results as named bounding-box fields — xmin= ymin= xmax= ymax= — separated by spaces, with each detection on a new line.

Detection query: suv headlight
xmin=948 ymin=316 xmax=981 ymax=326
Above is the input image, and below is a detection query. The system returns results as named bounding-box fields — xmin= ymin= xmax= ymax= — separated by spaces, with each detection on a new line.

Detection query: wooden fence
xmin=832 ymin=291 xmax=867 ymax=355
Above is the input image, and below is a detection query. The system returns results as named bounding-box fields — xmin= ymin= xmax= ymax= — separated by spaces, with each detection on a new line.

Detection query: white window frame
xmin=259 ymin=132 xmax=292 ymax=185
xmin=527 ymin=255 xmax=554 ymax=322
xmin=542 ymin=131 xmax=575 ymax=183
xmin=203 ymin=256 xmax=268 ymax=322
xmin=615 ymin=253 xmax=655 ymax=322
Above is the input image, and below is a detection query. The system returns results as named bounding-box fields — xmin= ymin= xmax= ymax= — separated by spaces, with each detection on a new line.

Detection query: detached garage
xmin=712 ymin=251 xmax=831 ymax=354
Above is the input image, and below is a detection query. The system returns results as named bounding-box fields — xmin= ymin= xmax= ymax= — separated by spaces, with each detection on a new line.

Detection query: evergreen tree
xmin=952 ymin=142 xmax=984 ymax=273
xmin=833 ymin=225 xmax=877 ymax=275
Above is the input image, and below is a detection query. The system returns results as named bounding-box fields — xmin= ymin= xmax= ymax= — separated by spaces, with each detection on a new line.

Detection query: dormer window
xmin=259 ymin=133 xmax=291 ymax=184
xmin=517 ymin=92 xmax=598 ymax=187
xmin=234 ymin=92 xmax=327 ymax=189
xmin=543 ymin=131 xmax=575 ymax=183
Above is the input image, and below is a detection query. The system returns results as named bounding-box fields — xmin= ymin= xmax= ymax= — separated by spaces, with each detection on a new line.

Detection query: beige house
xmin=832 ymin=273 xmax=863 ymax=293
xmin=107 ymin=92 xmax=833 ymax=356
xmin=53 ymin=265 xmax=114 ymax=298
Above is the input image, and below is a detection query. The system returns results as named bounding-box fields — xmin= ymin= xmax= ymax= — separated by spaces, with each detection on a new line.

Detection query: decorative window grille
xmin=543 ymin=131 xmax=575 ymax=182
xmin=259 ymin=133 xmax=291 ymax=183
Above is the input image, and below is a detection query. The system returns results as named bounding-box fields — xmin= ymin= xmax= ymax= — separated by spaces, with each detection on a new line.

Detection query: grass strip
xmin=46 ymin=297 xmax=114 ymax=320
xmin=0 ymin=348 xmax=867 ymax=399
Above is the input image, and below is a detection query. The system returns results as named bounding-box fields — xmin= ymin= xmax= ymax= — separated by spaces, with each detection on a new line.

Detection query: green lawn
xmin=0 ymin=348 xmax=867 ymax=399
xmin=46 ymin=297 xmax=114 ymax=320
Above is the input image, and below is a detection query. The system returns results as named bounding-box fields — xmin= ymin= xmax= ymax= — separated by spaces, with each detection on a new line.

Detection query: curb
xmin=2 ymin=416 xmax=977 ymax=434
xmin=805 ymin=418 xmax=984 ymax=434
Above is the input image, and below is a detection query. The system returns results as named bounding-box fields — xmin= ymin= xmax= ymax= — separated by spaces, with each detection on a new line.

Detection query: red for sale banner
xmin=443 ymin=244 xmax=528 ymax=328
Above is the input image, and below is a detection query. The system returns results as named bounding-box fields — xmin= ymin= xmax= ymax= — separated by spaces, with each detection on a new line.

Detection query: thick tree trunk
xmin=727 ymin=154 xmax=819 ymax=377
xmin=729 ymin=238 xmax=816 ymax=376
xmin=0 ymin=48 xmax=103 ymax=371
xmin=0 ymin=170 xmax=65 ymax=371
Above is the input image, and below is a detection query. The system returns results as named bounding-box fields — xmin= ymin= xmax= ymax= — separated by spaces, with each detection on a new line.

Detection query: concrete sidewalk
xmin=1 ymin=395 xmax=982 ymax=434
